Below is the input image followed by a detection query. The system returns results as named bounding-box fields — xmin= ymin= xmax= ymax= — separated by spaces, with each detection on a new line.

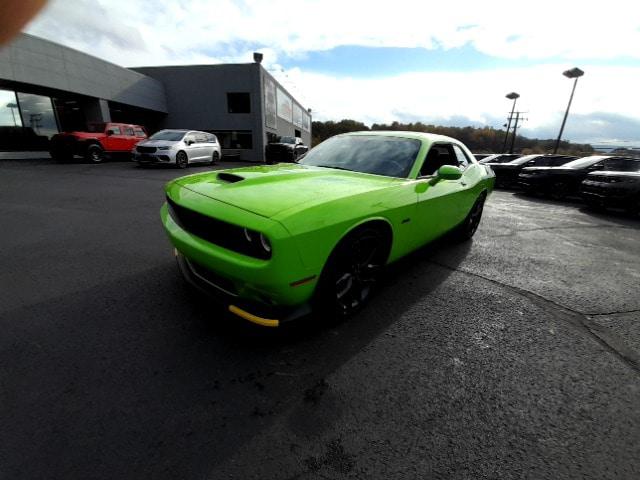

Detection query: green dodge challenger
xmin=161 ymin=131 xmax=495 ymax=327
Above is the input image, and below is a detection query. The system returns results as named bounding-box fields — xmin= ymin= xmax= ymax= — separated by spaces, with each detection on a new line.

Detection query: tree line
xmin=311 ymin=119 xmax=593 ymax=155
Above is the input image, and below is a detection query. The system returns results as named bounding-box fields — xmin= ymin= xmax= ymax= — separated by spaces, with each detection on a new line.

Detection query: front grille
xmin=137 ymin=146 xmax=157 ymax=153
xmin=166 ymin=196 xmax=270 ymax=259
xmin=186 ymin=258 xmax=238 ymax=296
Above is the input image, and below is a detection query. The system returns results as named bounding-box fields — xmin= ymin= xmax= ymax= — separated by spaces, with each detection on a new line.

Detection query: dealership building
xmin=0 ymin=34 xmax=311 ymax=162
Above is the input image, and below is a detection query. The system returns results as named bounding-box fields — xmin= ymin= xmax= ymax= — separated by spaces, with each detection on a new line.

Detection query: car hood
xmin=173 ymin=163 xmax=400 ymax=219
xmin=136 ymin=139 xmax=178 ymax=148
xmin=266 ymin=142 xmax=294 ymax=148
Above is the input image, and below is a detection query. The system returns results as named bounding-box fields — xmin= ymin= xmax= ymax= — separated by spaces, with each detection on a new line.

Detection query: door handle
xmin=460 ymin=181 xmax=467 ymax=186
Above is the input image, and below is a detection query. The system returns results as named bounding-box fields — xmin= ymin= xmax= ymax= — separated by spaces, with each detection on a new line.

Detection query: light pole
xmin=502 ymin=92 xmax=519 ymax=153
xmin=553 ymin=67 xmax=584 ymax=154
xmin=6 ymin=102 xmax=18 ymax=126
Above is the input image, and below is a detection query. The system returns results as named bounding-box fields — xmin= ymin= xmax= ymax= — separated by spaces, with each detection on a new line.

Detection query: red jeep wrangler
xmin=49 ymin=122 xmax=147 ymax=163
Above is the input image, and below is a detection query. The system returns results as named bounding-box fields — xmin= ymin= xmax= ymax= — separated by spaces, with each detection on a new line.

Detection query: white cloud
xmin=22 ymin=0 xmax=640 ymax=142
xmin=26 ymin=0 xmax=640 ymax=64
xmin=287 ymin=64 xmax=640 ymax=143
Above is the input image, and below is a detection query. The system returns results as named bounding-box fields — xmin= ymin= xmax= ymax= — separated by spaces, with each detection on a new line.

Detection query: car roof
xmin=340 ymin=130 xmax=466 ymax=145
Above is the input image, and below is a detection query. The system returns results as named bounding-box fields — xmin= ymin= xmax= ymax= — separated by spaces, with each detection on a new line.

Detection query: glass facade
xmin=17 ymin=92 xmax=59 ymax=139
xmin=0 ymin=89 xmax=22 ymax=127
xmin=0 ymin=89 xmax=61 ymax=150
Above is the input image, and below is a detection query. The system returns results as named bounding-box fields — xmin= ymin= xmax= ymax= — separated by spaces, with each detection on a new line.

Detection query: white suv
xmin=133 ymin=129 xmax=221 ymax=168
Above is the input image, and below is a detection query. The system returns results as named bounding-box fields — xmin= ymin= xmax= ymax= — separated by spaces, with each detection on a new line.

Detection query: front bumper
xmin=517 ymin=174 xmax=549 ymax=190
xmin=133 ymin=149 xmax=176 ymax=164
xmin=160 ymin=191 xmax=318 ymax=326
xmin=581 ymin=187 xmax=634 ymax=208
xmin=490 ymin=167 xmax=521 ymax=186
xmin=175 ymin=250 xmax=311 ymax=326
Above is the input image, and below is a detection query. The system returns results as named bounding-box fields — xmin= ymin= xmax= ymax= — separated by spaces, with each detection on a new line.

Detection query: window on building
xmin=17 ymin=92 xmax=59 ymax=139
xmin=294 ymin=129 xmax=301 ymax=138
xmin=0 ymin=89 xmax=22 ymax=127
xmin=227 ymin=93 xmax=251 ymax=114
xmin=209 ymin=130 xmax=253 ymax=149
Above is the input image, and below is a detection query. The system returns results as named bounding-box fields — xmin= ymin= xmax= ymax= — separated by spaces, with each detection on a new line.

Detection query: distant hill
xmin=311 ymin=119 xmax=594 ymax=155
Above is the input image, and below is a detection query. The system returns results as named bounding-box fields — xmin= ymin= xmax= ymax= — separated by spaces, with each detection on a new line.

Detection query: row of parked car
xmin=49 ymin=122 xmax=308 ymax=167
xmin=473 ymin=153 xmax=640 ymax=214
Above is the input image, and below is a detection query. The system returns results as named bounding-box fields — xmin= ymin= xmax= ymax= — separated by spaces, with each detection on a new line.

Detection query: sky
xmin=23 ymin=0 xmax=640 ymax=145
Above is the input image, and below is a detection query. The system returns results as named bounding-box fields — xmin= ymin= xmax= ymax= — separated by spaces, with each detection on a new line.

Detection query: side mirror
xmin=436 ymin=165 xmax=463 ymax=180
xmin=185 ymin=139 xmax=193 ymax=146
xmin=106 ymin=129 xmax=114 ymax=136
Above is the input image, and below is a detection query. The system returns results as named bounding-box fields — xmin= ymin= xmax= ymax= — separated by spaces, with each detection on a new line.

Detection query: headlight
xmin=242 ymin=228 xmax=272 ymax=259
xmin=158 ymin=146 xmax=170 ymax=150
xmin=260 ymin=233 xmax=272 ymax=253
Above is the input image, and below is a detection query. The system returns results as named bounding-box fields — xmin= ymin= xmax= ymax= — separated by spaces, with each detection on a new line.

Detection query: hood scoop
xmin=217 ymin=172 xmax=245 ymax=183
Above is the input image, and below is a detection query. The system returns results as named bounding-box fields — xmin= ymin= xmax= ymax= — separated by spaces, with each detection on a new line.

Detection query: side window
xmin=420 ymin=144 xmax=458 ymax=176
xmin=110 ymin=125 xmax=121 ymax=135
xmin=452 ymin=145 xmax=470 ymax=169
xmin=125 ymin=127 xmax=134 ymax=136
xmin=195 ymin=133 xmax=207 ymax=143
xmin=207 ymin=133 xmax=217 ymax=143
xmin=184 ymin=134 xmax=194 ymax=144
xmin=134 ymin=128 xmax=145 ymax=137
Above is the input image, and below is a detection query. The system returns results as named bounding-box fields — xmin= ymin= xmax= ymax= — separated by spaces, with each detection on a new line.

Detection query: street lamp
xmin=6 ymin=102 xmax=18 ymax=126
xmin=553 ymin=67 xmax=584 ymax=154
xmin=502 ymin=92 xmax=519 ymax=153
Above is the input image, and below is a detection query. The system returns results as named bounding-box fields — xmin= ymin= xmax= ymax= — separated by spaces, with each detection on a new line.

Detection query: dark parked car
xmin=486 ymin=154 xmax=576 ymax=187
xmin=518 ymin=155 xmax=632 ymax=198
xmin=478 ymin=153 xmax=521 ymax=164
xmin=265 ymin=136 xmax=308 ymax=164
xmin=580 ymin=158 xmax=640 ymax=213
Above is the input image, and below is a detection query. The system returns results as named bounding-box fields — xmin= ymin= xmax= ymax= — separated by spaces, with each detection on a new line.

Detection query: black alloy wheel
xmin=457 ymin=194 xmax=485 ymax=240
xmin=176 ymin=151 xmax=188 ymax=168
xmin=86 ymin=145 xmax=104 ymax=163
xmin=211 ymin=151 xmax=220 ymax=165
xmin=316 ymin=227 xmax=386 ymax=319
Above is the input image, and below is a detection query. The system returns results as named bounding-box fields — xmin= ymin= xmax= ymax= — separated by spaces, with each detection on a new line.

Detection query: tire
xmin=314 ymin=226 xmax=388 ymax=320
xmin=50 ymin=151 xmax=65 ymax=162
xmin=85 ymin=144 xmax=104 ymax=163
xmin=176 ymin=151 xmax=188 ymax=168
xmin=210 ymin=151 xmax=220 ymax=165
xmin=583 ymin=197 xmax=605 ymax=211
xmin=455 ymin=193 xmax=486 ymax=241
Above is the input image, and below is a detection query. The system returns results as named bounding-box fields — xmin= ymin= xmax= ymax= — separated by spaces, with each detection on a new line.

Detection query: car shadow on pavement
xmin=1 ymin=234 xmax=472 ymax=479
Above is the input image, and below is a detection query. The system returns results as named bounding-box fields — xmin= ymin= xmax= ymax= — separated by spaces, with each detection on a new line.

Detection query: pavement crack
xmin=586 ymin=309 xmax=640 ymax=316
xmin=429 ymin=259 xmax=640 ymax=375
xmin=489 ymin=223 xmax=638 ymax=238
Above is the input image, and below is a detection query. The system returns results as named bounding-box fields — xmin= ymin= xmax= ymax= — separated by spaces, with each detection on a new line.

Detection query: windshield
xmin=490 ymin=154 xmax=522 ymax=163
xmin=562 ymin=156 xmax=608 ymax=169
xmin=278 ymin=136 xmax=295 ymax=144
xmin=87 ymin=123 xmax=106 ymax=133
xmin=527 ymin=156 xmax=576 ymax=167
xmin=299 ymin=135 xmax=421 ymax=178
xmin=149 ymin=130 xmax=186 ymax=141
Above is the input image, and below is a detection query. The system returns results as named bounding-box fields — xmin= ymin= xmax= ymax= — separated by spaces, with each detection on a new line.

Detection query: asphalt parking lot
xmin=1 ymin=159 xmax=640 ymax=479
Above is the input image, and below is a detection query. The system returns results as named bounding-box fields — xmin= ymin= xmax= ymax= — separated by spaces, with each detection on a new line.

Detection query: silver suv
xmin=133 ymin=129 xmax=221 ymax=168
